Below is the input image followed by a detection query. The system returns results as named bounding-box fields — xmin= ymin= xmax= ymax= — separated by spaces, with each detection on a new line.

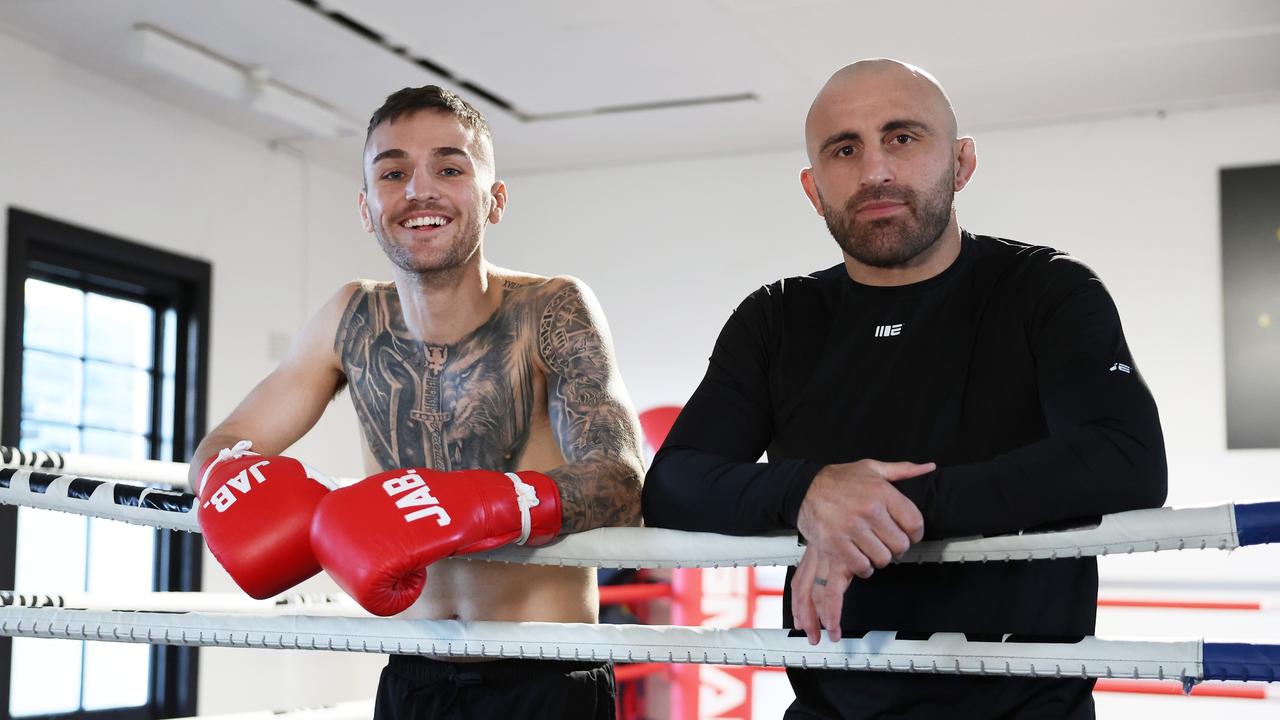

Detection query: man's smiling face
xmin=359 ymin=110 xmax=503 ymax=275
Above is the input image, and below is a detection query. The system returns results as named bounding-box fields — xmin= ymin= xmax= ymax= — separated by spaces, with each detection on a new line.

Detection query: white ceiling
xmin=2 ymin=0 xmax=1278 ymax=177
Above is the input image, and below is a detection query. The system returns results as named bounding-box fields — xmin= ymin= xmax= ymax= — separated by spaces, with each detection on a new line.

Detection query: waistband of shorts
xmin=386 ymin=654 xmax=612 ymax=682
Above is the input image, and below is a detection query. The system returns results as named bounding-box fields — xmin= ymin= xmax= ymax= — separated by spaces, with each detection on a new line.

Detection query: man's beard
xmin=820 ymin=166 xmax=954 ymax=268
xmin=375 ymin=212 xmax=482 ymax=277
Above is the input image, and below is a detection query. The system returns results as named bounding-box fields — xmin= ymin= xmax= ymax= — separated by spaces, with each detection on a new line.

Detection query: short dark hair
xmin=366 ymin=85 xmax=493 ymax=153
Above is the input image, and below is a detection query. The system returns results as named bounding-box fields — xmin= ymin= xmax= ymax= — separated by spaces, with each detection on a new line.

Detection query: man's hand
xmin=796 ymin=459 xmax=932 ymax=578
xmin=791 ymin=545 xmax=858 ymax=644
xmin=790 ymin=459 xmax=931 ymax=643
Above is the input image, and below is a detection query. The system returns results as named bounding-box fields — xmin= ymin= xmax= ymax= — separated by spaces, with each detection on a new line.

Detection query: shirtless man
xmin=190 ymin=86 xmax=644 ymax=719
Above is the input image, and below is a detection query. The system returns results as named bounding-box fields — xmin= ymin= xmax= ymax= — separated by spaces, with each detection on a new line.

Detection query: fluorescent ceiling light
xmin=131 ymin=23 xmax=356 ymax=139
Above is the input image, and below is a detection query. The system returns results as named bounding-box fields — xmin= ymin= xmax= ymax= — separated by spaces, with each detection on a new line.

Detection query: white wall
xmin=4 ymin=21 xmax=1280 ymax=719
xmin=0 ymin=30 xmax=387 ymax=714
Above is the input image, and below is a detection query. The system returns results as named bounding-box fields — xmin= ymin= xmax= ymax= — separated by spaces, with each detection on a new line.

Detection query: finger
xmin=848 ymin=523 xmax=893 ymax=570
xmin=813 ymin=555 xmax=849 ymax=643
xmin=790 ymin=549 xmax=821 ymax=645
xmin=877 ymin=460 xmax=937 ymax=481
xmin=887 ymin=493 xmax=926 ymax=544
xmin=871 ymin=518 xmax=913 ymax=559
xmin=790 ymin=587 xmax=818 ymax=645
xmin=834 ymin=539 xmax=874 ymax=579
xmin=817 ymin=581 xmax=849 ymax=643
xmin=807 ymin=529 xmax=866 ymax=569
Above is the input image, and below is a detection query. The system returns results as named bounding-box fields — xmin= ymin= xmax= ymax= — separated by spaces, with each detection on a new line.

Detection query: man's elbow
xmin=1097 ymin=414 xmax=1168 ymax=511
xmin=640 ymin=449 xmax=681 ymax=528
xmin=608 ymin=459 xmax=644 ymax=527
xmin=1122 ymin=443 xmax=1168 ymax=510
xmin=620 ymin=468 xmax=644 ymax=527
xmin=1137 ymin=453 xmax=1168 ymax=508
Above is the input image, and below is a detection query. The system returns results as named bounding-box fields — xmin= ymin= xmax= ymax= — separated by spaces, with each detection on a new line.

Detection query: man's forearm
xmin=548 ymin=459 xmax=643 ymax=533
xmin=894 ymin=422 xmax=1167 ymax=540
xmin=644 ymin=446 xmax=822 ymax=535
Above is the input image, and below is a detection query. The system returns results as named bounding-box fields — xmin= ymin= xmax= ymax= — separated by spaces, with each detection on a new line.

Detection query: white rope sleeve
xmin=0 ymin=468 xmax=198 ymax=532
xmin=0 ymin=466 xmax=1264 ymax=568
xmin=473 ymin=503 xmax=1243 ymax=567
xmin=0 ymin=606 xmax=1205 ymax=682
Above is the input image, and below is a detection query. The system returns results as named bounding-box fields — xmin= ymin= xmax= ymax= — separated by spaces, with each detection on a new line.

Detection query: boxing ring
xmin=1 ymin=445 xmax=1279 ymax=718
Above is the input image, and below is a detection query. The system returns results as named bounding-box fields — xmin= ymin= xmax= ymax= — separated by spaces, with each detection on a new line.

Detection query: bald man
xmin=644 ymin=60 xmax=1167 ymax=718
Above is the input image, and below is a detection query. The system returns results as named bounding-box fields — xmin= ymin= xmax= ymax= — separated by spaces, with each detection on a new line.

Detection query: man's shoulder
xmin=494 ymin=268 xmax=584 ymax=298
xmin=339 ymin=278 xmax=396 ymax=300
xmin=495 ymin=268 xmax=554 ymax=291
xmin=738 ymin=264 xmax=845 ymax=314
xmin=966 ymin=233 xmax=1098 ymax=287
xmin=495 ymin=273 xmax=612 ymax=356
xmin=499 ymin=271 xmax=608 ymax=315
xmin=968 ymin=232 xmax=1060 ymax=263
xmin=335 ymin=279 xmax=397 ymax=316
xmin=329 ymin=280 xmax=403 ymax=350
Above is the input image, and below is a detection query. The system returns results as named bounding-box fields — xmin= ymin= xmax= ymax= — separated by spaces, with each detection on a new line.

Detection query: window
xmin=1 ymin=208 xmax=210 ymax=720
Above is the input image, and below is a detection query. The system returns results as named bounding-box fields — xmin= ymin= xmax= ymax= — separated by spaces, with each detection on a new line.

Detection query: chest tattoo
xmin=336 ymin=285 xmax=537 ymax=472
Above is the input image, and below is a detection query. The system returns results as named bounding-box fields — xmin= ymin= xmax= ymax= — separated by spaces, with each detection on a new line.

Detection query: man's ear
xmin=357 ymin=190 xmax=374 ymax=233
xmin=799 ymin=167 xmax=825 ymax=216
xmin=954 ymin=137 xmax=977 ymax=192
xmin=488 ymin=180 xmax=508 ymax=224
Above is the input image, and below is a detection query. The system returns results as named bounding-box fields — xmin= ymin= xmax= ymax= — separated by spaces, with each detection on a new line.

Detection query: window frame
xmin=1 ymin=207 xmax=210 ymax=720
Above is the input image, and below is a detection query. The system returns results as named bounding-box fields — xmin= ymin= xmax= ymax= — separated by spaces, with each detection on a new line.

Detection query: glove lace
xmin=505 ymin=472 xmax=540 ymax=545
xmin=197 ymin=440 xmax=256 ymax=494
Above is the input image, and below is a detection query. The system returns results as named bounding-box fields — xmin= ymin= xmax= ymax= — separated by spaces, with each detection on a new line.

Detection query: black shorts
xmin=374 ymin=655 xmax=616 ymax=720
xmin=784 ymin=669 xmax=1095 ymax=719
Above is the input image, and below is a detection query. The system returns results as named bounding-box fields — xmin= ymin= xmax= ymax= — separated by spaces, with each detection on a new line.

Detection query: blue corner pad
xmin=1203 ymin=643 xmax=1280 ymax=682
xmin=1234 ymin=501 xmax=1280 ymax=547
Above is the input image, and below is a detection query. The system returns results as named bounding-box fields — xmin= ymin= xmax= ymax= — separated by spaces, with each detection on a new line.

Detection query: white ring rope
xmin=0 ymin=606 xmax=1206 ymax=683
xmin=0 ymin=446 xmax=194 ymax=488
xmin=171 ymin=700 xmax=373 ymax=720
xmin=0 ymin=465 xmax=1263 ymax=568
xmin=494 ymin=503 xmax=1243 ymax=567
xmin=0 ymin=445 xmax=359 ymax=491
xmin=0 ymin=591 xmax=361 ymax=615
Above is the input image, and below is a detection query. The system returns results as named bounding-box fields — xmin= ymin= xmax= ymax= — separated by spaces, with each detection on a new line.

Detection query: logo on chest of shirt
xmin=874 ymin=323 xmax=904 ymax=338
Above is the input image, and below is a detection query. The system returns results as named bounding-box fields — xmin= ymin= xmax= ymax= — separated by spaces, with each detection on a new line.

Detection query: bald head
xmin=805 ymin=59 xmax=958 ymax=163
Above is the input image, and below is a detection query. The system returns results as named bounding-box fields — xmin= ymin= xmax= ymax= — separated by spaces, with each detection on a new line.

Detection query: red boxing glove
xmin=196 ymin=441 xmax=335 ymax=599
xmin=311 ymin=468 xmax=562 ymax=616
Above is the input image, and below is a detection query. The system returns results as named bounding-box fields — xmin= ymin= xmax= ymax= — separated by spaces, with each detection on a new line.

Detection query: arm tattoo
xmin=539 ymin=283 xmax=643 ymax=532
xmin=333 ymin=280 xmax=641 ymax=532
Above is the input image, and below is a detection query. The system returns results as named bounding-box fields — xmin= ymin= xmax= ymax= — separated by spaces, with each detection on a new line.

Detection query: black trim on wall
xmin=2 ymin=207 xmax=211 ymax=720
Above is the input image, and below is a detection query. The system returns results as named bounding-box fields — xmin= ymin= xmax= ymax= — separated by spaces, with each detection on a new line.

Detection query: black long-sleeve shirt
xmin=643 ymin=232 xmax=1167 ymax=716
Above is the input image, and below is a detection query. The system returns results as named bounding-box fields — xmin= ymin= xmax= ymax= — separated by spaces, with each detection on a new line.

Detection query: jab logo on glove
xmin=383 ymin=470 xmax=453 ymax=526
xmin=202 ymin=460 xmax=272 ymax=513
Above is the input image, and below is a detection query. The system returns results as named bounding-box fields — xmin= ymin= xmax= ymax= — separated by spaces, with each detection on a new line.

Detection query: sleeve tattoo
xmin=538 ymin=281 xmax=644 ymax=532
